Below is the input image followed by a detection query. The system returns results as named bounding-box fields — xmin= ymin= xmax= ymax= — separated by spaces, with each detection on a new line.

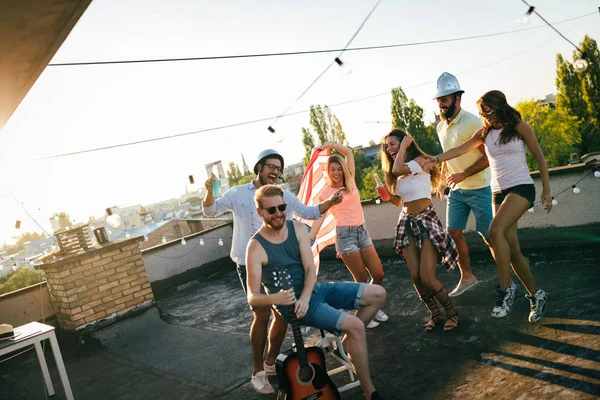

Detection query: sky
xmin=0 ymin=0 xmax=598 ymax=244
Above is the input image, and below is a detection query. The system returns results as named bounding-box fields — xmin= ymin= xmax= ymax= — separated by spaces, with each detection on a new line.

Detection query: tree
xmin=226 ymin=162 xmax=244 ymax=186
xmin=0 ymin=267 xmax=45 ymax=295
xmin=16 ymin=232 xmax=46 ymax=246
xmin=358 ymin=163 xmax=384 ymax=201
xmin=555 ymin=35 xmax=600 ymax=155
xmin=302 ymin=127 xmax=316 ymax=165
xmin=516 ymin=100 xmax=581 ymax=169
xmin=301 ymin=105 xmax=349 ymax=165
xmin=390 ymin=87 xmax=442 ymax=155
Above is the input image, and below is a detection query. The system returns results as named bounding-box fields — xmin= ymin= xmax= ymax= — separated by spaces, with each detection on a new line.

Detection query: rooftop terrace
xmin=1 ymin=243 xmax=599 ymax=399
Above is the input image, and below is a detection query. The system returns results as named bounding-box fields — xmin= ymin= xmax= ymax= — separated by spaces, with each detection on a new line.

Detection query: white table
xmin=0 ymin=321 xmax=74 ymax=399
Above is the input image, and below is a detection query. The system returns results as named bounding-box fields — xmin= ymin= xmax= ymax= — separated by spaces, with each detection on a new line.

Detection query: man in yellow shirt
xmin=434 ymin=72 xmax=493 ymax=297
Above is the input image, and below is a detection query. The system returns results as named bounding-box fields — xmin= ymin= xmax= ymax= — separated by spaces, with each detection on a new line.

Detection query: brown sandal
xmin=433 ymin=286 xmax=459 ymax=332
xmin=420 ymin=290 xmax=441 ymax=333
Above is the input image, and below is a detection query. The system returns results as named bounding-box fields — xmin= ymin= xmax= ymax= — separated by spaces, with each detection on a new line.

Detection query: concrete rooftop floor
xmin=1 ymin=245 xmax=599 ymax=399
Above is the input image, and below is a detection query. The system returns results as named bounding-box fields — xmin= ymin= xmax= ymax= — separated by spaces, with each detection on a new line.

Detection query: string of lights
xmin=45 ymin=11 xmax=596 ymax=67
xmin=267 ymin=0 xmax=382 ymax=133
xmin=519 ymin=1 xmax=595 ymax=71
xmin=38 ymin=23 xmax=583 ymax=160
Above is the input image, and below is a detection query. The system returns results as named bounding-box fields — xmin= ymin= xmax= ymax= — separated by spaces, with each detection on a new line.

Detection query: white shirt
xmin=202 ymin=182 xmax=322 ymax=265
xmin=395 ymin=160 xmax=432 ymax=202
xmin=484 ymin=128 xmax=533 ymax=192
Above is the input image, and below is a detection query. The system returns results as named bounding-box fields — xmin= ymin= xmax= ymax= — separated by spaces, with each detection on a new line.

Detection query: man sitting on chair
xmin=246 ymin=184 xmax=386 ymax=400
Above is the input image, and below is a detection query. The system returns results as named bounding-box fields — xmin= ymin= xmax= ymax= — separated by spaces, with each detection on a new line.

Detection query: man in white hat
xmin=203 ymin=149 xmax=344 ymax=394
xmin=434 ymin=72 xmax=493 ymax=297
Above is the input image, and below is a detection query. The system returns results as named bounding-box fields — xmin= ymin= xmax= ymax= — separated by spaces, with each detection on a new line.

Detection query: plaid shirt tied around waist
xmin=393 ymin=205 xmax=459 ymax=271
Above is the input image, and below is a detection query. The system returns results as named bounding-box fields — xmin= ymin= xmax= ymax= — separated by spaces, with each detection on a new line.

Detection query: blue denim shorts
xmin=405 ymin=221 xmax=429 ymax=239
xmin=446 ymin=186 xmax=493 ymax=238
xmin=335 ymin=224 xmax=373 ymax=255
xmin=278 ymin=282 xmax=365 ymax=336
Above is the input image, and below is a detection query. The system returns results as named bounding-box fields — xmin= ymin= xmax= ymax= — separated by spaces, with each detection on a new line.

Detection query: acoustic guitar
xmin=274 ymin=270 xmax=341 ymax=400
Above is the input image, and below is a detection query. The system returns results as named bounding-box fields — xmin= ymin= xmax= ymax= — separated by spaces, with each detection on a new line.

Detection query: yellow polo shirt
xmin=436 ymin=108 xmax=490 ymax=190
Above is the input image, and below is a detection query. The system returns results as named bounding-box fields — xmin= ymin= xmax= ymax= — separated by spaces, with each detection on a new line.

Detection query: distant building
xmin=538 ymin=93 xmax=556 ymax=109
xmin=354 ymin=143 xmax=381 ymax=163
xmin=241 ymin=153 xmax=250 ymax=174
xmin=283 ymin=161 xmax=305 ymax=177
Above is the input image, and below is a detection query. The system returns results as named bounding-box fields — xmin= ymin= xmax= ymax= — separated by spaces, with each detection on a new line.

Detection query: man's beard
xmin=440 ymin=99 xmax=456 ymax=121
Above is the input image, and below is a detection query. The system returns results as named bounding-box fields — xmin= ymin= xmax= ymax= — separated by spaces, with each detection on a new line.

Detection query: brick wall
xmin=37 ymin=237 xmax=153 ymax=330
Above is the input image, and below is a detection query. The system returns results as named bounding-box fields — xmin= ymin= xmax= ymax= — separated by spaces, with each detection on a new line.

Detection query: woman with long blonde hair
xmin=314 ymin=142 xmax=388 ymax=328
xmin=382 ymin=128 xmax=460 ymax=332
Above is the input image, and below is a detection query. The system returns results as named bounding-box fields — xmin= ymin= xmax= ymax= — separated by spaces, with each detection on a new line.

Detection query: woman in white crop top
xmin=381 ymin=128 xmax=460 ymax=333
xmin=430 ymin=90 xmax=550 ymax=324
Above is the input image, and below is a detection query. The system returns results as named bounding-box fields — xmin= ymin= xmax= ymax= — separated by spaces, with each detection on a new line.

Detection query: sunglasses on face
xmin=264 ymin=163 xmax=282 ymax=173
xmin=262 ymin=203 xmax=287 ymax=214
xmin=479 ymin=108 xmax=495 ymax=117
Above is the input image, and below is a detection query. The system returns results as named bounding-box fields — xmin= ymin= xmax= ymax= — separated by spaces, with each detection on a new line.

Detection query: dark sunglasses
xmin=262 ymin=203 xmax=287 ymax=214
xmin=479 ymin=108 xmax=495 ymax=117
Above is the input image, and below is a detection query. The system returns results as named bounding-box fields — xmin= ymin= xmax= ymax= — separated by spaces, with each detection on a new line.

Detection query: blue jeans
xmin=446 ymin=186 xmax=493 ymax=238
xmin=277 ymin=282 xmax=366 ymax=336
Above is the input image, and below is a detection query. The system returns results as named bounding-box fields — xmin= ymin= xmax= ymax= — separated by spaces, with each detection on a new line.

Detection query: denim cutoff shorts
xmin=335 ymin=223 xmax=373 ymax=255
xmin=277 ymin=282 xmax=366 ymax=336
xmin=405 ymin=220 xmax=429 ymax=240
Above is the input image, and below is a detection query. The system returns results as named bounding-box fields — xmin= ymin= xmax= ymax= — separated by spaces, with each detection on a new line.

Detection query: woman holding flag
xmin=312 ymin=142 xmax=388 ymax=328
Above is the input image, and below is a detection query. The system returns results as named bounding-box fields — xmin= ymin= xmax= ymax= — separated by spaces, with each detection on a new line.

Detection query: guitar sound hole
xmin=298 ymin=365 xmax=314 ymax=383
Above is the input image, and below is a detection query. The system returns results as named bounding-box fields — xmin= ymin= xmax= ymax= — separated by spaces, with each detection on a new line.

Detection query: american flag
xmin=296 ymin=148 xmax=337 ymax=271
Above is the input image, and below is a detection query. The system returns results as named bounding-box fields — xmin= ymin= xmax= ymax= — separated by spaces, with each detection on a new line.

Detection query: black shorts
xmin=492 ymin=184 xmax=535 ymax=207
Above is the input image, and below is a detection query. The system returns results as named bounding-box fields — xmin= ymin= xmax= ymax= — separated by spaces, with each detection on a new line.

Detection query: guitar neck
xmin=288 ymin=304 xmax=309 ymax=367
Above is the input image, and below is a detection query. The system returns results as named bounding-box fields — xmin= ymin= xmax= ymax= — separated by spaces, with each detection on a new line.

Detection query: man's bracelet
xmin=435 ymin=156 xmax=440 ymax=163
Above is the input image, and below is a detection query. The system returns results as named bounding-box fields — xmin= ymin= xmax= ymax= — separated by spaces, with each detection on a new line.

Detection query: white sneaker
xmin=526 ymin=289 xmax=548 ymax=323
xmin=250 ymin=371 xmax=274 ymax=394
xmin=491 ymin=281 xmax=516 ymax=318
xmin=375 ymin=309 xmax=389 ymax=322
xmin=366 ymin=320 xmax=379 ymax=329
xmin=263 ymin=361 xmax=276 ymax=376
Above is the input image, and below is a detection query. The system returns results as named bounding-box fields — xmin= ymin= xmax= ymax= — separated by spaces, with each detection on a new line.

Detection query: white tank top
xmin=395 ymin=160 xmax=432 ymax=202
xmin=484 ymin=128 xmax=533 ymax=192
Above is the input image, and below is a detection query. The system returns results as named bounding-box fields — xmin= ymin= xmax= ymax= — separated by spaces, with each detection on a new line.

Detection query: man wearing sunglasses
xmin=202 ymin=148 xmax=344 ymax=394
xmin=434 ymin=72 xmax=493 ymax=297
xmin=247 ymin=184 xmax=385 ymax=400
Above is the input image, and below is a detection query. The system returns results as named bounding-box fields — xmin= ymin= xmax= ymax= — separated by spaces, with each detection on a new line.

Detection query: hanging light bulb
xmin=199 ymin=238 xmax=204 ymax=246
xmin=518 ymin=6 xmax=535 ymax=24
xmin=162 ymin=236 xmax=167 ymax=244
xmin=267 ymin=126 xmax=276 ymax=134
xmin=527 ymin=207 xmax=534 ymax=213
xmin=144 ymin=235 xmax=149 ymax=242
xmin=552 ymin=197 xmax=558 ymax=206
xmin=12 ymin=264 xmax=17 ymax=271
xmin=594 ymin=169 xmax=600 ymax=178
xmin=188 ymin=175 xmax=199 ymax=193
xmin=181 ymin=238 xmax=186 ymax=246
xmin=125 ymin=232 xmax=131 ymax=239
xmin=572 ymin=185 xmax=580 ymax=194
xmin=375 ymin=198 xmax=381 ymax=204
xmin=15 ymin=220 xmax=21 ymax=229
xmin=334 ymin=57 xmax=352 ymax=75
xmin=573 ymin=58 xmax=588 ymax=73
xmin=218 ymin=238 xmax=224 ymax=246
xmin=105 ymin=208 xmax=122 ymax=228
